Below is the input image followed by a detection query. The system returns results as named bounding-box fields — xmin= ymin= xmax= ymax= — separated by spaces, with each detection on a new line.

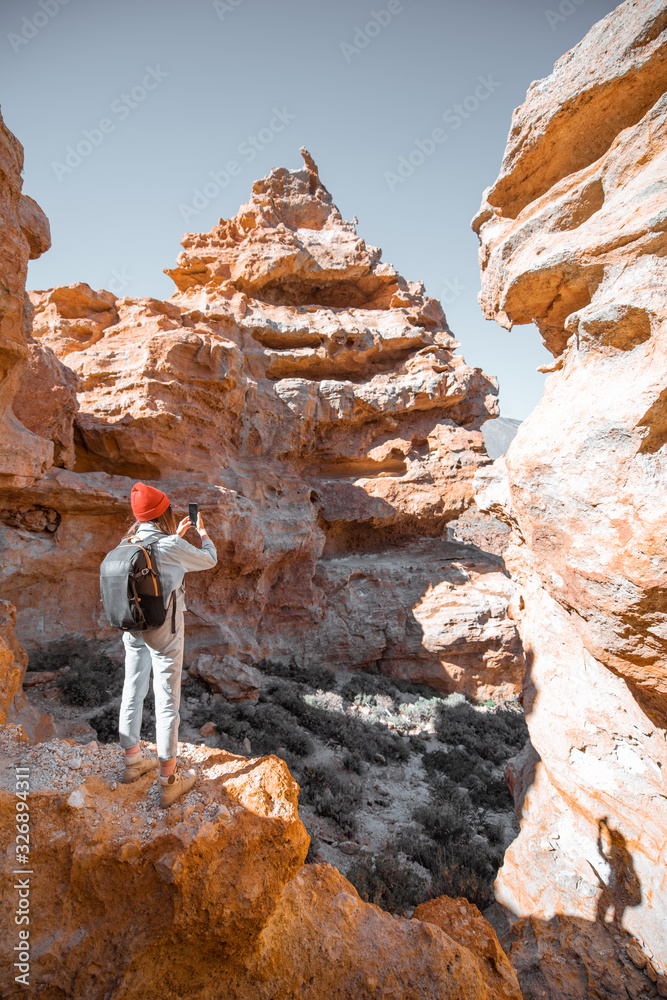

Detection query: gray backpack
xmin=100 ymin=538 xmax=175 ymax=633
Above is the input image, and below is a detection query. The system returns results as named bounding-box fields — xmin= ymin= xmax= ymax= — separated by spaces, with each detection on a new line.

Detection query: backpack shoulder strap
xmin=124 ymin=538 xmax=159 ymax=597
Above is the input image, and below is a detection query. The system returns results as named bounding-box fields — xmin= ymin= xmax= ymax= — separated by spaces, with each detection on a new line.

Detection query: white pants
xmin=119 ymin=608 xmax=184 ymax=761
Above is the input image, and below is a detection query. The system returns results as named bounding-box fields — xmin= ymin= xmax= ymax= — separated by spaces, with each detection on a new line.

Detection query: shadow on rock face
xmin=594 ymin=818 xmax=642 ymax=929
xmin=494 ymin=642 xmax=659 ymax=997
xmin=494 ymin=822 xmax=663 ymax=1000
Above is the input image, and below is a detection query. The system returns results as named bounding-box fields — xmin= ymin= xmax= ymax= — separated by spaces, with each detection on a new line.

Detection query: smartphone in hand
xmin=188 ymin=503 xmax=198 ymax=527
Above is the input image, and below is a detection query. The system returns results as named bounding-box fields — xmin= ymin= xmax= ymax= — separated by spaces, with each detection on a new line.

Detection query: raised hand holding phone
xmin=177 ymin=507 xmax=208 ymax=539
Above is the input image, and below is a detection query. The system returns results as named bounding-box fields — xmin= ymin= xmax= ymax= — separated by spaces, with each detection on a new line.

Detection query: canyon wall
xmin=0 ymin=110 xmax=53 ymax=484
xmin=473 ymin=0 xmax=667 ymax=977
xmin=0 ymin=136 xmax=523 ymax=699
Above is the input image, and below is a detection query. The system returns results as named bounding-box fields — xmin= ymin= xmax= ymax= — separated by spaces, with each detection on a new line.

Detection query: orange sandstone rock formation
xmin=413 ymin=896 xmax=520 ymax=1000
xmin=0 ymin=726 xmax=521 ymax=1000
xmin=12 ymin=335 xmax=80 ymax=470
xmin=0 ymin=145 xmax=523 ymax=699
xmin=0 ymin=602 xmax=23 ymax=724
xmin=0 ymin=601 xmax=55 ymax=742
xmin=33 ymin=150 xmax=495 ymax=502
xmin=473 ymin=0 xmax=667 ymax=979
xmin=0 ymin=109 xmax=53 ymax=485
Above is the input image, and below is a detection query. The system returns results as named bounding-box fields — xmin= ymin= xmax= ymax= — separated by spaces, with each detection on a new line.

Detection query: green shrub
xmin=341 ymin=749 xmax=365 ymax=774
xmin=482 ymin=818 xmax=505 ymax=845
xmin=462 ymin=771 xmax=513 ymax=811
xmin=58 ymin=666 xmax=123 ymax=708
xmin=29 ymin=639 xmax=86 ymax=672
xmin=396 ymin=828 xmax=444 ymax=876
xmin=28 ymin=647 xmax=65 ymax=672
xmin=396 ymin=827 xmax=501 ymax=912
xmin=434 ymin=701 xmax=528 ymax=765
xmin=37 ymin=639 xmax=124 ymax=707
xmin=422 ymin=748 xmax=513 ymax=811
xmin=267 ymin=681 xmax=409 ymax=763
xmin=57 ymin=670 xmax=111 ymax=707
xmin=347 ymin=850 xmax=429 ymax=914
xmin=89 ymin=706 xmax=118 ymax=743
xmin=443 ymin=692 xmax=467 ymax=707
xmin=427 ymin=772 xmax=466 ymax=806
xmin=251 ymin=703 xmax=314 ymax=757
xmin=423 ymin=747 xmax=476 ymax=783
xmin=88 ymin=701 xmax=154 ymax=745
xmin=431 ymin=859 xmax=495 ymax=911
xmin=182 ymin=673 xmax=209 ymax=698
xmin=412 ymin=802 xmax=467 ymax=846
xmin=402 ymin=721 xmax=513 ymax=910
xmin=299 ymin=763 xmax=362 ymax=837
xmin=30 ymin=640 xmax=121 ymax=679
xmin=200 ymin=698 xmax=315 ymax=758
xmin=340 ymin=672 xmax=399 ymax=702
xmin=340 ymin=670 xmax=439 ymax=706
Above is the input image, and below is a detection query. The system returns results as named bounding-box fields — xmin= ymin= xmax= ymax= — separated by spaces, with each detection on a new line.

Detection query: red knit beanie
xmin=131 ymin=482 xmax=170 ymax=522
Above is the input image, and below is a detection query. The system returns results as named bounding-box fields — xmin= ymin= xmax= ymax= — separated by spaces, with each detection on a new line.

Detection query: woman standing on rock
xmin=118 ymin=482 xmax=217 ymax=807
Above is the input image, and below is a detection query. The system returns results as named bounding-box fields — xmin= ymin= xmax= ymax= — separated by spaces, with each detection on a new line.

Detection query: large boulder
xmin=413 ymin=895 xmax=521 ymax=1000
xmin=190 ymin=653 xmax=263 ymax=700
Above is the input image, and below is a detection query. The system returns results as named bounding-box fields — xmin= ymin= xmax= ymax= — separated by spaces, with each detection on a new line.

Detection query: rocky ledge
xmin=0 ymin=724 xmax=521 ymax=1000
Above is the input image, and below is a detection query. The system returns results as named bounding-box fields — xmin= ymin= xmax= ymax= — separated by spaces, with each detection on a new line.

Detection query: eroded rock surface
xmin=0 ymin=726 xmax=521 ymax=1000
xmin=0 ymin=601 xmax=55 ymax=742
xmin=473 ymin=0 xmax=667 ymax=979
xmin=0 ymin=147 xmax=522 ymax=699
xmin=0 ymin=602 xmax=23 ymax=724
xmin=13 ymin=337 xmax=80 ymax=470
xmin=0 ymin=109 xmax=53 ymax=484
xmin=413 ymin=896 xmax=521 ymax=1000
xmin=304 ymin=537 xmax=522 ymax=699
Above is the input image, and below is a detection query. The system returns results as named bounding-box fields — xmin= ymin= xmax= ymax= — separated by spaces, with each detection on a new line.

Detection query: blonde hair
xmin=123 ymin=505 xmax=178 ymax=540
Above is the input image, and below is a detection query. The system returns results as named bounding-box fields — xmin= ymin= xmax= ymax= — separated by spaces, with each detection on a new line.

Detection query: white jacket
xmin=132 ymin=522 xmax=217 ymax=612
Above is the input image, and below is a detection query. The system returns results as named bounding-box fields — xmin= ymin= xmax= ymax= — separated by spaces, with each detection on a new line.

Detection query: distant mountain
xmin=482 ymin=417 xmax=522 ymax=460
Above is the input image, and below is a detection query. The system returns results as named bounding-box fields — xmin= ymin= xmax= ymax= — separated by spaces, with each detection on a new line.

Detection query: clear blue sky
xmin=1 ymin=0 xmax=618 ymax=420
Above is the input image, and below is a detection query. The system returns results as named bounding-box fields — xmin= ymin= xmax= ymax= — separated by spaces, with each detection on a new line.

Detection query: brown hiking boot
xmin=122 ymin=753 xmax=159 ymax=784
xmin=159 ymin=765 xmax=196 ymax=808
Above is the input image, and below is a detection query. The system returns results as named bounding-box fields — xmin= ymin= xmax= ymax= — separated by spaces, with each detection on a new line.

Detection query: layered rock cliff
xmin=0 ymin=139 xmax=522 ymax=699
xmin=472 ymin=0 xmax=667 ymax=987
xmin=0 ymin=110 xmax=53 ymax=484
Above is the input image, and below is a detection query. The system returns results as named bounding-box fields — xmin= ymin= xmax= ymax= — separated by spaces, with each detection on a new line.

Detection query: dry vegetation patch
xmin=27 ymin=642 xmax=528 ymax=916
